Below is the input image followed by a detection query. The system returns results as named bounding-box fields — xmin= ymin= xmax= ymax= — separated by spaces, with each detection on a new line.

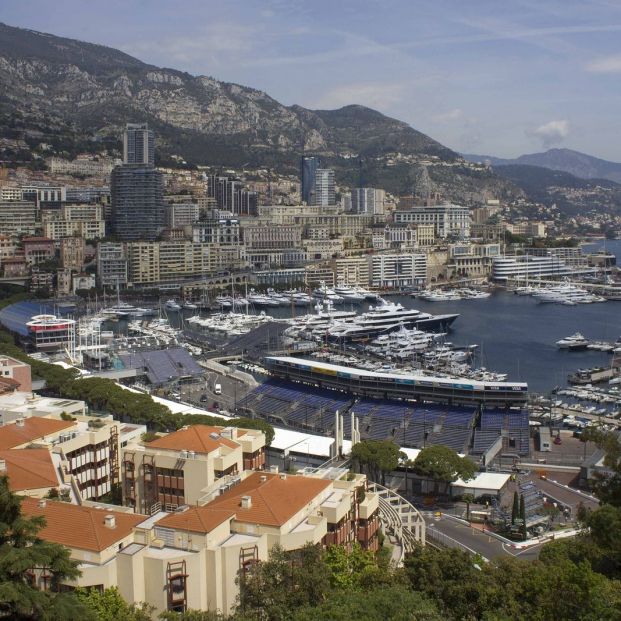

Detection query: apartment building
xmin=506 ymin=221 xmax=547 ymax=238
xmin=351 ymin=188 xmax=386 ymax=215
xmin=334 ymin=256 xmax=371 ymax=287
xmin=394 ymin=203 xmax=470 ymax=238
xmin=122 ymin=425 xmax=267 ymax=514
xmin=47 ymin=155 xmax=118 ymax=176
xmin=0 ymin=185 xmax=66 ymax=204
xmin=0 ymin=355 xmax=32 ymax=393
xmin=165 ymin=202 xmax=200 ymax=228
xmin=22 ymin=237 xmax=55 ymax=266
xmin=0 ymin=201 xmax=37 ymax=236
xmin=0 ymin=410 xmax=120 ymax=500
xmin=242 ymin=224 xmax=302 ymax=250
xmin=304 ymin=238 xmax=344 ymax=261
xmin=41 ymin=204 xmax=106 ymax=240
xmin=445 ymin=243 xmax=501 ymax=279
xmin=60 ymin=237 xmax=85 ymax=271
xmin=370 ymin=253 xmax=427 ymax=288
xmin=97 ymin=242 xmax=128 ymax=287
xmin=23 ymin=468 xmax=379 ymax=615
xmin=0 ymin=234 xmax=18 ymax=261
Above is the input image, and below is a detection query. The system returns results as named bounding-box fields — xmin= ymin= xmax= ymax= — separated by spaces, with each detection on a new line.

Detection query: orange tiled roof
xmin=21 ymin=497 xmax=146 ymax=552
xmin=206 ymin=472 xmax=331 ymax=527
xmin=0 ymin=418 xmax=74 ymax=450
xmin=0 ymin=448 xmax=58 ymax=491
xmin=147 ymin=425 xmax=239 ymax=454
xmin=156 ymin=506 xmax=235 ymax=534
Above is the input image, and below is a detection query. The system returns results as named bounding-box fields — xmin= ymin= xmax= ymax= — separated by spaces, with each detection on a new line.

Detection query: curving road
xmin=424 ymin=514 xmax=544 ymax=561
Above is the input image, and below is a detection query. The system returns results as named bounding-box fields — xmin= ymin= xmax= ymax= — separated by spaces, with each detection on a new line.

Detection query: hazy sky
xmin=3 ymin=0 xmax=621 ymax=160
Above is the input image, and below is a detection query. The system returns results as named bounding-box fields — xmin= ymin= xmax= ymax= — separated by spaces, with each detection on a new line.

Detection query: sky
xmin=3 ymin=0 xmax=621 ymax=161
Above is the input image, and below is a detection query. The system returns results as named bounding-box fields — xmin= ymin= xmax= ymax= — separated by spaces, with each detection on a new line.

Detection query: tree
xmin=411 ymin=445 xmax=477 ymax=495
xmin=0 ymin=476 xmax=93 ymax=621
xmin=520 ymin=494 xmax=527 ymax=539
xmin=76 ymin=587 xmax=153 ymax=621
xmin=351 ymin=440 xmax=404 ymax=485
xmin=292 ymin=585 xmax=441 ymax=621
xmin=237 ymin=544 xmax=330 ymax=621
xmin=512 ymin=490 xmax=519 ymax=525
xmin=462 ymin=493 xmax=475 ymax=522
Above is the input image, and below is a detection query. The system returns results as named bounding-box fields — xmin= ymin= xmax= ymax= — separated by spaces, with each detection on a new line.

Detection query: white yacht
xmin=556 ymin=332 xmax=590 ymax=350
xmin=334 ymin=284 xmax=365 ymax=302
xmin=182 ymin=301 xmax=198 ymax=310
xmin=165 ymin=299 xmax=182 ymax=312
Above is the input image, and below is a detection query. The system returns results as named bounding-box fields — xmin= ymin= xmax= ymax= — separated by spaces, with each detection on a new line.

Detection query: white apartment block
xmin=47 ymin=155 xmax=119 ymax=176
xmin=97 ymin=242 xmax=128 ymax=287
xmin=242 ymin=224 xmax=302 ymax=250
xmin=0 ymin=201 xmax=37 ymax=236
xmin=166 ymin=202 xmax=200 ymax=228
xmin=394 ymin=203 xmax=470 ymax=238
xmin=370 ymin=253 xmax=427 ymax=288
xmin=351 ymin=188 xmax=386 ymax=215
xmin=42 ymin=204 xmax=106 ymax=240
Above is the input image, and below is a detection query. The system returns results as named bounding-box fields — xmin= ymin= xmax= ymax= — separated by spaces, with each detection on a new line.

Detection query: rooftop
xmin=0 ymin=417 xmax=74 ymax=450
xmin=156 ymin=506 xmax=235 ymax=534
xmin=21 ymin=498 xmax=147 ymax=552
xmin=206 ymin=471 xmax=331 ymax=527
xmin=0 ymin=448 xmax=58 ymax=491
xmin=147 ymin=425 xmax=240 ymax=454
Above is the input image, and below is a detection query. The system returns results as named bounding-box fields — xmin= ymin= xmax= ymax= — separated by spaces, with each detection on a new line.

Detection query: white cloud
xmin=528 ymin=119 xmax=570 ymax=148
xmin=432 ymin=108 xmax=464 ymax=123
xmin=309 ymin=82 xmax=406 ymax=111
xmin=586 ymin=54 xmax=621 ymax=73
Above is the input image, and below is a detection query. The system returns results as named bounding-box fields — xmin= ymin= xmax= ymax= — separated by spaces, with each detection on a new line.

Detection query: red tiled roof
xmin=21 ymin=498 xmax=146 ymax=552
xmin=0 ymin=448 xmax=58 ymax=491
xmin=147 ymin=425 xmax=239 ymax=454
xmin=0 ymin=418 xmax=74 ymax=450
xmin=156 ymin=506 xmax=235 ymax=534
xmin=206 ymin=472 xmax=331 ymax=527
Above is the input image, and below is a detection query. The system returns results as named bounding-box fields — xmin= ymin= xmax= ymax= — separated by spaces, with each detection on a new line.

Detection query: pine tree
xmin=511 ymin=491 xmax=519 ymax=524
xmin=0 ymin=476 xmax=93 ymax=621
xmin=520 ymin=494 xmax=527 ymax=539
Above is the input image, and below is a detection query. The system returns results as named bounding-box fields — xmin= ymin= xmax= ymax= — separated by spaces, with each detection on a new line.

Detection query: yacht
xmin=334 ymin=284 xmax=365 ymax=302
xmin=313 ymin=281 xmax=344 ymax=304
xmin=556 ymin=332 xmax=590 ymax=350
xmin=182 ymin=301 xmax=198 ymax=310
xmin=248 ymin=289 xmax=279 ymax=307
xmin=215 ymin=296 xmax=233 ymax=309
xmin=165 ymin=299 xmax=182 ymax=312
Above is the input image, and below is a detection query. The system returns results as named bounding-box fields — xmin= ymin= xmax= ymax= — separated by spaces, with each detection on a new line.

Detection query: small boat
xmin=182 ymin=301 xmax=198 ymax=310
xmin=165 ymin=299 xmax=182 ymax=312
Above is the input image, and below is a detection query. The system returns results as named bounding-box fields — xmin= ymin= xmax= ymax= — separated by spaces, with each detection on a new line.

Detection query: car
xmin=199 ymin=394 xmax=208 ymax=403
xmin=214 ymin=383 xmax=222 ymax=395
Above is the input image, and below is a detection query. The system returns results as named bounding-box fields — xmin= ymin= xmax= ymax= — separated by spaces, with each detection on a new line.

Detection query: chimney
xmin=104 ymin=514 xmax=116 ymax=529
xmin=16 ymin=417 xmax=25 ymax=428
xmin=279 ymin=473 xmax=287 ymax=481
xmin=260 ymin=475 xmax=267 ymax=482
xmin=38 ymin=499 xmax=46 ymax=509
xmin=269 ymin=465 xmax=278 ymax=474
xmin=240 ymin=495 xmax=252 ymax=509
xmin=0 ymin=459 xmax=6 ymax=472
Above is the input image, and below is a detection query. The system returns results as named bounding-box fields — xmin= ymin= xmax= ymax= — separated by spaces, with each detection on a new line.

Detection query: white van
xmin=214 ymin=383 xmax=222 ymax=395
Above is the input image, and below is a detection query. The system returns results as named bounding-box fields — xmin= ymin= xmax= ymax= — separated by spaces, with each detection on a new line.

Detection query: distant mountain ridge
xmin=0 ymin=21 xmax=522 ymax=202
xmin=463 ymin=148 xmax=621 ymax=184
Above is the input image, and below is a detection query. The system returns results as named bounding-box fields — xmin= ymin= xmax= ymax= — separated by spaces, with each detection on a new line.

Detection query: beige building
xmin=42 ymin=204 xmax=106 ymax=241
xmin=22 ymin=468 xmax=378 ymax=616
xmin=47 ymin=155 xmax=118 ymax=176
xmin=60 ymin=237 xmax=85 ymax=270
xmin=0 ymin=408 xmax=121 ymax=500
xmin=122 ymin=425 xmax=267 ymax=514
xmin=0 ymin=201 xmax=37 ymax=236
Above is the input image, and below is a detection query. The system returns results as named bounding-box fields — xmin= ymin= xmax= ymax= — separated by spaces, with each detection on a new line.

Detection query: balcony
xmin=358 ymin=492 xmax=379 ymax=520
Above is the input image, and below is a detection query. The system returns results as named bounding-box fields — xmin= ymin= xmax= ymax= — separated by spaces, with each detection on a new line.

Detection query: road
xmin=425 ymin=514 xmax=544 ymax=561
xmin=179 ymin=368 xmax=252 ymax=414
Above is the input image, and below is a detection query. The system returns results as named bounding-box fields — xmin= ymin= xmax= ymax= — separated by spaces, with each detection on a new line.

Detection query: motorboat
xmin=165 ymin=299 xmax=182 ymax=312
xmin=556 ymin=332 xmax=589 ymax=350
xmin=182 ymin=301 xmax=198 ymax=310
xmin=334 ymin=284 xmax=365 ymax=302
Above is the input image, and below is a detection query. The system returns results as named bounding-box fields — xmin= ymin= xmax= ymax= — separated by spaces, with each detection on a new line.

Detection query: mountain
xmin=493 ymin=164 xmax=621 ymax=215
xmin=0 ymin=22 xmax=519 ymax=201
xmin=464 ymin=148 xmax=621 ymax=184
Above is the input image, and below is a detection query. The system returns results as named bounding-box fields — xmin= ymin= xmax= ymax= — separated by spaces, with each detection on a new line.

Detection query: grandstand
xmin=237 ymin=380 xmax=488 ymax=455
xmin=472 ymin=409 xmax=530 ymax=456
